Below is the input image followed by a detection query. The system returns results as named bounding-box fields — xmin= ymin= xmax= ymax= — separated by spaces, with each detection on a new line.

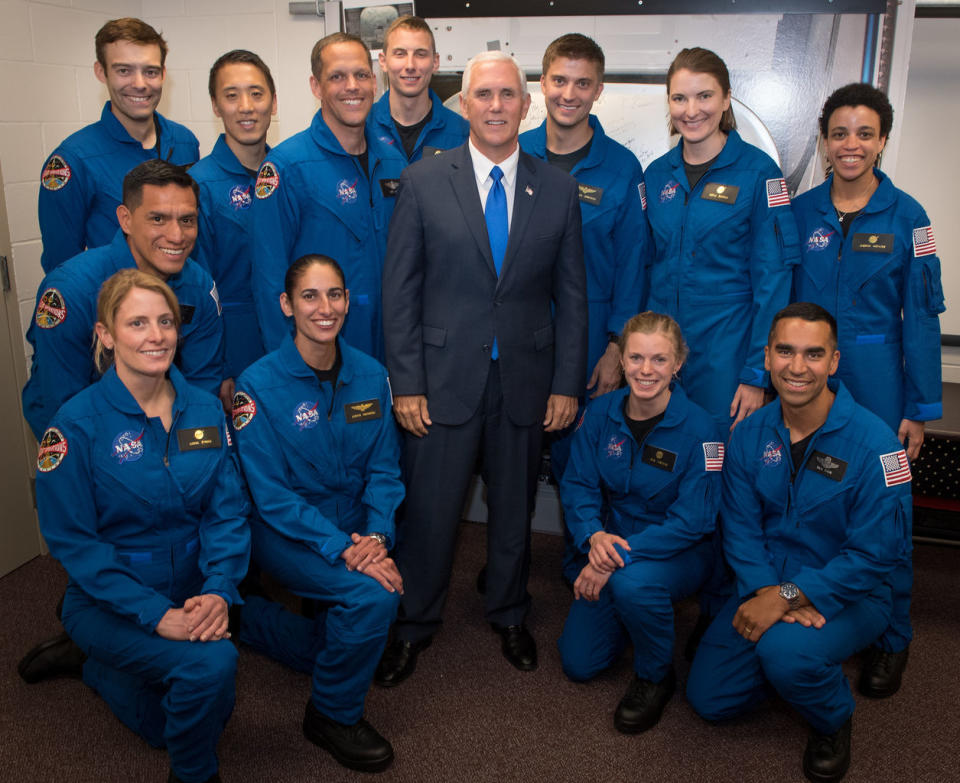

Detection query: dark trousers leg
xmin=481 ymin=362 xmax=541 ymax=627
xmin=393 ymin=402 xmax=485 ymax=642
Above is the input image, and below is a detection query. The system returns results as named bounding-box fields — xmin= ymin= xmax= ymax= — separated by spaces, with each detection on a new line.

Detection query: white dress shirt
xmin=468 ymin=140 xmax=520 ymax=232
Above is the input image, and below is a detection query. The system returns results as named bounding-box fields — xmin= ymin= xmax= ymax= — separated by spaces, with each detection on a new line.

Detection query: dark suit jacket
xmin=382 ymin=142 xmax=587 ymax=427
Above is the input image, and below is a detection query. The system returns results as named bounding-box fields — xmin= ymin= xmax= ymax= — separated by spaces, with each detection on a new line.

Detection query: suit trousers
xmin=394 ymin=359 xmax=543 ymax=641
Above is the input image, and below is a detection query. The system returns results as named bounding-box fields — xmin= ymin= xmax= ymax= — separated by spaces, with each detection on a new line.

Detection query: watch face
xmin=780 ymin=582 xmax=799 ymax=601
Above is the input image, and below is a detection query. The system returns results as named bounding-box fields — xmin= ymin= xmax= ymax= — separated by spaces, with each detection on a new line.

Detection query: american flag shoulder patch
xmin=703 ymin=441 xmax=724 ymax=471
xmin=765 ymin=177 xmax=790 ymax=207
xmin=879 ymin=449 xmax=911 ymax=487
xmin=912 ymin=225 xmax=936 ymax=257
xmin=638 ymin=181 xmax=647 ymax=211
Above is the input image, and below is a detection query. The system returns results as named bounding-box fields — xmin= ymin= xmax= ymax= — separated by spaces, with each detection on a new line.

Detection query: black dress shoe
xmin=491 ymin=624 xmax=537 ymax=671
xmin=18 ymin=632 xmax=86 ymax=684
xmin=614 ymin=668 xmax=676 ymax=734
xmin=374 ymin=636 xmax=431 ymax=687
xmin=858 ymin=645 xmax=909 ymax=699
xmin=802 ymin=717 xmax=851 ymax=783
xmin=303 ymin=700 xmax=393 ymax=773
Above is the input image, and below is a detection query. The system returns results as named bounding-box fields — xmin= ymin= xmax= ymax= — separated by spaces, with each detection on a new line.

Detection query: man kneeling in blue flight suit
xmin=687 ymin=302 xmax=913 ymax=783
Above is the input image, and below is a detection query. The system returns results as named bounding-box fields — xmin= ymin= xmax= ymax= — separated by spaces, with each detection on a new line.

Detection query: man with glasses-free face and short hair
xmin=377 ymin=50 xmax=587 ymax=687
xmin=520 ymin=33 xmax=653 ymax=584
xmin=367 ymin=15 xmax=468 ymax=162
xmin=251 ymin=33 xmax=406 ymax=360
xmin=38 ymin=17 xmax=199 ymax=272
xmin=23 ymin=159 xmax=224 ymax=443
xmin=686 ymin=302 xmax=912 ymax=783
xmin=191 ymin=50 xmax=278 ymax=396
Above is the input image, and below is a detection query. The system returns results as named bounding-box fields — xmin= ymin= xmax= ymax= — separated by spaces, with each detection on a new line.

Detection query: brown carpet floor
xmin=1 ymin=523 xmax=958 ymax=783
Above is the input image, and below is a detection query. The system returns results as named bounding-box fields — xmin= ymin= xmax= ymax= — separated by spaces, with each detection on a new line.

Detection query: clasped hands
xmin=341 ymin=532 xmax=403 ymax=594
xmin=156 ymin=593 xmax=230 ymax=643
xmin=573 ymin=531 xmax=631 ymax=602
xmin=732 ymin=585 xmax=825 ymax=643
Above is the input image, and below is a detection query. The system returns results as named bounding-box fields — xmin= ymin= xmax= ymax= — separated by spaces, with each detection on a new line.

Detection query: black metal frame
xmin=418 ymin=0 xmax=886 ymax=17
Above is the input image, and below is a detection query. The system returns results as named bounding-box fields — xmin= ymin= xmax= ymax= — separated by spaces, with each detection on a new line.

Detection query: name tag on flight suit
xmin=805 ymin=450 xmax=848 ymax=481
xmin=701 ymin=183 xmax=740 ymax=204
xmin=344 ymin=398 xmax=382 ymax=423
xmin=179 ymin=304 xmax=195 ymax=324
xmin=578 ymin=183 xmax=604 ymax=205
xmin=641 ymin=444 xmax=677 ymax=472
xmin=379 ymin=179 xmax=401 ymax=198
xmin=851 ymin=233 xmax=894 ymax=253
xmin=176 ymin=426 xmax=222 ymax=451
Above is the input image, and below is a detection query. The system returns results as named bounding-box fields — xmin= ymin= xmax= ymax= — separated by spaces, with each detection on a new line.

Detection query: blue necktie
xmin=484 ymin=165 xmax=507 ymax=359
xmin=485 ymin=165 xmax=508 ymax=276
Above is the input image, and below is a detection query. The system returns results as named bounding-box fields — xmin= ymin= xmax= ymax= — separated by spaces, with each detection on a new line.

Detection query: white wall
xmin=897 ymin=17 xmax=959 ymax=343
xmin=0 ymin=0 xmax=141 ymax=362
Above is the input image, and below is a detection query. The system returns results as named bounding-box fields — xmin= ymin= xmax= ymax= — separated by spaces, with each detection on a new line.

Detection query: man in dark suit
xmin=376 ymin=51 xmax=587 ymax=685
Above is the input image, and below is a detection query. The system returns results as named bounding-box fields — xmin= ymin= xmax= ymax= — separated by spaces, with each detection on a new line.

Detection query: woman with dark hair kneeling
xmin=36 ymin=269 xmax=250 ymax=783
xmin=231 ymin=254 xmax=403 ymax=773
xmin=558 ymin=312 xmax=723 ymax=734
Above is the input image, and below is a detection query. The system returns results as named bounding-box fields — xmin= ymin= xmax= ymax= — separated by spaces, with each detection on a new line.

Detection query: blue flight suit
xmin=792 ymin=170 xmax=944 ymax=654
xmin=191 ymin=135 xmax=268 ymax=379
xmin=22 ymin=230 xmax=225 ymax=441
xmin=558 ymin=384 xmax=722 ymax=683
xmin=36 ymin=365 xmax=250 ymax=783
xmin=792 ymin=171 xmax=944 ymax=429
xmin=521 ymin=116 xmax=651 ymax=392
xmin=38 ymin=102 xmax=199 ymax=273
xmin=250 ymin=111 xmax=407 ymax=360
xmin=367 ymin=89 xmax=469 ymax=163
xmin=644 ymin=129 xmax=801 ymax=430
xmin=231 ymin=336 xmax=403 ymax=724
xmin=687 ymin=380 xmax=912 ymax=734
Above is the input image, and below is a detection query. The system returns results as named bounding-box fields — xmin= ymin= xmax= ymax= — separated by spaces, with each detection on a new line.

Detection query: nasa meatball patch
xmin=229 ymin=184 xmax=252 ymax=211
xmin=255 ymin=162 xmax=279 ymax=199
xmin=41 ymin=155 xmax=71 ymax=191
xmin=293 ymin=401 xmax=320 ymax=431
xmin=112 ymin=430 xmax=145 ymax=464
xmin=35 ymin=288 xmax=66 ymax=328
xmin=37 ymin=427 xmax=67 ymax=472
xmin=232 ymin=391 xmax=257 ymax=430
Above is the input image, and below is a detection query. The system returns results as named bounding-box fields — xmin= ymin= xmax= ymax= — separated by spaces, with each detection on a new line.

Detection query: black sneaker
xmin=613 ymin=668 xmax=676 ymax=734
xmin=802 ymin=717 xmax=851 ymax=783
xmin=858 ymin=645 xmax=909 ymax=699
xmin=303 ymin=700 xmax=393 ymax=773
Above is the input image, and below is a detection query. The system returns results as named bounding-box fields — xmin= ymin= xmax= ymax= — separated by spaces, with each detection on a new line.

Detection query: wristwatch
xmin=368 ymin=533 xmax=388 ymax=546
xmin=778 ymin=581 xmax=801 ymax=608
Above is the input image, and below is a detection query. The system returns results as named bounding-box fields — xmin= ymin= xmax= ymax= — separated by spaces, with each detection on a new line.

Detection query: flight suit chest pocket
xmin=630 ymin=461 xmax=679 ymax=514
